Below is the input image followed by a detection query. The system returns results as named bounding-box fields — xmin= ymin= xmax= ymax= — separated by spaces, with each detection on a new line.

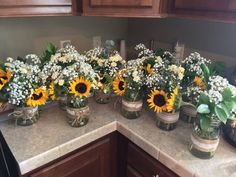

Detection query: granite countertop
xmin=0 ymin=99 xmax=235 ymax=177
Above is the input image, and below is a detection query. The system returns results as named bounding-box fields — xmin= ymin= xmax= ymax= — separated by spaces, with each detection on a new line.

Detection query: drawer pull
xmin=152 ymin=174 xmax=159 ymax=177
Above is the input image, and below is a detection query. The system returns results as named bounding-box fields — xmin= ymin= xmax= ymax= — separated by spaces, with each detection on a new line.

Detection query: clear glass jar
xmin=189 ymin=116 xmax=221 ymax=159
xmin=13 ymin=106 xmax=39 ymax=126
xmin=58 ymin=95 xmax=68 ymax=111
xmin=180 ymin=105 xmax=197 ymax=123
xmin=66 ymin=99 xmax=89 ymax=127
xmin=121 ymin=89 xmax=143 ymax=119
xmin=94 ymin=91 xmax=112 ymax=104
xmin=223 ymin=119 xmax=236 ymax=148
xmin=156 ymin=111 xmax=179 ymax=131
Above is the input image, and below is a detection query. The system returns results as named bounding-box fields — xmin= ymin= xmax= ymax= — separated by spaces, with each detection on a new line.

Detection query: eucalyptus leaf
xmin=197 ymin=104 xmax=210 ymax=114
xmin=199 ymin=114 xmax=211 ymax=131
xmin=222 ymin=87 xmax=233 ymax=101
xmin=214 ymin=105 xmax=228 ymax=124
xmin=199 ymin=93 xmax=210 ymax=105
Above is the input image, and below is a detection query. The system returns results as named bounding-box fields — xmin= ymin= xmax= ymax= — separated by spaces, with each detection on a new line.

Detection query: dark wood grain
xmin=81 ymin=0 xmax=169 ymax=17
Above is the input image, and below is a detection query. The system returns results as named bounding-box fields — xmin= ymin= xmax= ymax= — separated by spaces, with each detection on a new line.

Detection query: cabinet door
xmin=29 ymin=137 xmax=113 ymax=177
xmin=82 ymin=0 xmax=169 ymax=17
xmin=127 ymin=165 xmax=143 ymax=177
xmin=90 ymin=0 xmax=153 ymax=7
xmin=0 ymin=0 xmax=74 ymax=17
xmin=228 ymin=0 xmax=236 ymax=11
xmin=127 ymin=142 xmax=179 ymax=177
xmin=174 ymin=0 xmax=228 ymax=11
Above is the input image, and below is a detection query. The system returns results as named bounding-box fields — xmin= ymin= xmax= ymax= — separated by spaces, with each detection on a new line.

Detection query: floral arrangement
xmin=113 ymin=58 xmax=144 ymax=101
xmin=181 ymin=52 xmax=211 ymax=105
xmin=4 ymin=55 xmax=48 ymax=107
xmin=196 ymin=64 xmax=236 ymax=130
xmin=132 ymin=44 xmax=185 ymax=113
xmin=86 ymin=40 xmax=126 ymax=94
xmin=0 ymin=60 xmax=12 ymax=106
xmin=52 ymin=60 xmax=98 ymax=108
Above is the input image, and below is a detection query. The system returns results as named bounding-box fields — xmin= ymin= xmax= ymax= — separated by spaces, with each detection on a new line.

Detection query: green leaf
xmin=214 ymin=105 xmax=228 ymax=124
xmin=199 ymin=93 xmax=210 ymax=105
xmin=224 ymin=99 xmax=236 ymax=111
xmin=197 ymin=104 xmax=210 ymax=114
xmin=47 ymin=42 xmax=57 ymax=54
xmin=201 ymin=64 xmax=210 ymax=82
xmin=222 ymin=87 xmax=233 ymax=101
xmin=199 ymin=114 xmax=211 ymax=131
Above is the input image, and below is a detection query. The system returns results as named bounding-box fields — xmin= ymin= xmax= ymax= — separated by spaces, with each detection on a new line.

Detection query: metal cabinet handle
xmin=152 ymin=174 xmax=159 ymax=177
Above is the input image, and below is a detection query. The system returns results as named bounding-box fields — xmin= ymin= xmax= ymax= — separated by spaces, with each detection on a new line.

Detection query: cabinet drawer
xmin=90 ymin=0 xmax=153 ymax=7
xmin=174 ymin=0 xmax=227 ymax=11
xmin=127 ymin=142 xmax=178 ymax=177
xmin=30 ymin=138 xmax=111 ymax=177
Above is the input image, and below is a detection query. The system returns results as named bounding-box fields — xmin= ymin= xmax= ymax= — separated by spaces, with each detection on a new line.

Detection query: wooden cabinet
xmin=21 ymin=133 xmax=117 ymax=177
xmin=80 ymin=0 xmax=170 ymax=17
xmin=127 ymin=142 xmax=179 ymax=177
xmin=0 ymin=0 xmax=77 ymax=17
xmin=170 ymin=0 xmax=236 ymax=22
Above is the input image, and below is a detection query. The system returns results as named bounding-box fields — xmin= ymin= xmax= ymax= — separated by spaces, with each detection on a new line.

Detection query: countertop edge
xmin=18 ymin=120 xmax=196 ymax=177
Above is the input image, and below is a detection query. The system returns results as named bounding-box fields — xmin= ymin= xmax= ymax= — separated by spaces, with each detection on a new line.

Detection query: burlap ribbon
xmin=9 ymin=106 xmax=38 ymax=125
xmin=66 ymin=106 xmax=90 ymax=126
xmin=156 ymin=112 xmax=180 ymax=124
xmin=122 ymin=99 xmax=143 ymax=112
xmin=191 ymin=132 xmax=219 ymax=152
xmin=181 ymin=105 xmax=197 ymax=117
xmin=95 ymin=91 xmax=111 ymax=100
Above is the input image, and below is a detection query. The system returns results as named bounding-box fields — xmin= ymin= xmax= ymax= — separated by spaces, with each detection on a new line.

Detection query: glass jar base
xmin=16 ymin=114 xmax=39 ymax=126
xmin=121 ymin=108 xmax=141 ymax=119
xmin=180 ymin=112 xmax=195 ymax=123
xmin=94 ymin=92 xmax=112 ymax=104
xmin=156 ymin=119 xmax=177 ymax=131
xmin=68 ymin=117 xmax=89 ymax=127
xmin=189 ymin=144 xmax=215 ymax=159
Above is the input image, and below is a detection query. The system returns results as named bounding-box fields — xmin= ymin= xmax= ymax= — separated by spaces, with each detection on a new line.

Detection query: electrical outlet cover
xmin=93 ymin=36 xmax=102 ymax=48
xmin=60 ymin=40 xmax=71 ymax=48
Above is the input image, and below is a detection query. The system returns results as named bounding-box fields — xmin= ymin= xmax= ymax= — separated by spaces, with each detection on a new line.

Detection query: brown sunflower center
xmin=154 ymin=94 xmax=166 ymax=107
xmin=75 ymin=83 xmax=87 ymax=94
xmin=118 ymin=81 xmax=125 ymax=91
xmin=1 ymin=76 xmax=7 ymax=80
xmin=32 ymin=93 xmax=43 ymax=100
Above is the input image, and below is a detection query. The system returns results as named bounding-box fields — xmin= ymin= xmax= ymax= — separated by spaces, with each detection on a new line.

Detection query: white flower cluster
xmin=51 ymin=45 xmax=84 ymax=63
xmin=203 ymin=75 xmax=234 ymax=104
xmin=122 ymin=58 xmax=145 ymax=90
xmin=182 ymin=52 xmax=211 ymax=76
xmin=86 ymin=48 xmax=126 ymax=77
xmin=135 ymin=43 xmax=154 ymax=58
xmin=168 ymin=64 xmax=185 ymax=80
xmin=56 ymin=61 xmax=98 ymax=89
xmin=5 ymin=55 xmax=42 ymax=106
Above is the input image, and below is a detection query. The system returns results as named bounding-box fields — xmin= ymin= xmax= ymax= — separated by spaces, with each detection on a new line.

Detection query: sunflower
xmin=0 ymin=102 xmax=5 ymax=107
xmin=146 ymin=64 xmax=154 ymax=74
xmin=0 ymin=69 xmax=12 ymax=90
xmin=194 ymin=76 xmax=205 ymax=90
xmin=166 ymin=94 xmax=176 ymax=113
xmin=147 ymin=90 xmax=168 ymax=113
xmin=26 ymin=87 xmax=48 ymax=107
xmin=113 ymin=76 xmax=127 ymax=96
xmin=69 ymin=77 xmax=91 ymax=97
xmin=48 ymin=82 xmax=56 ymax=100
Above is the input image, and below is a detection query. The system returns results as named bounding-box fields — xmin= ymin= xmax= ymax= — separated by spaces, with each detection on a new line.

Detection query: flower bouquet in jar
xmin=86 ymin=40 xmax=126 ymax=104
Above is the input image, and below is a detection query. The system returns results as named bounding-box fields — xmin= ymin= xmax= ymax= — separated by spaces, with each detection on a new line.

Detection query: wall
xmin=0 ymin=16 xmax=128 ymax=59
xmin=127 ymin=18 xmax=236 ymax=69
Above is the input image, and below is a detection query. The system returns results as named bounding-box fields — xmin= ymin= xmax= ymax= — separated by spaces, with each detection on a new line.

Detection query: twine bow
xmin=67 ymin=106 xmax=90 ymax=127
xmin=9 ymin=106 xmax=38 ymax=126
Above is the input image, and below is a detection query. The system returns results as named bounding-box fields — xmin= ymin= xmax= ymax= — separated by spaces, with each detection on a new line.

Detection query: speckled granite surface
xmin=0 ymin=99 xmax=235 ymax=177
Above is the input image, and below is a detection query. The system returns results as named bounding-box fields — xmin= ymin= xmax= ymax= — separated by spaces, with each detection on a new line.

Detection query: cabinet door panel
xmin=127 ymin=165 xmax=143 ymax=177
xmin=30 ymin=138 xmax=111 ymax=177
xmin=90 ymin=0 xmax=153 ymax=7
xmin=174 ymin=0 xmax=227 ymax=11
xmin=228 ymin=0 xmax=236 ymax=11
xmin=127 ymin=142 xmax=179 ymax=177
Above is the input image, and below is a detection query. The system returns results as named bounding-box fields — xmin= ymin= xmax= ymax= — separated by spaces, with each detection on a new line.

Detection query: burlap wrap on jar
xmin=12 ymin=106 xmax=39 ymax=126
xmin=180 ymin=105 xmax=197 ymax=123
xmin=94 ymin=91 xmax=112 ymax=104
xmin=121 ymin=99 xmax=143 ymax=119
xmin=66 ymin=106 xmax=90 ymax=127
xmin=58 ymin=95 xmax=68 ymax=111
xmin=156 ymin=111 xmax=180 ymax=131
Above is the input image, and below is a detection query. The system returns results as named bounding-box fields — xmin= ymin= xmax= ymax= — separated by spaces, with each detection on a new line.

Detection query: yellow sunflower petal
xmin=113 ymin=76 xmax=127 ymax=96
xmin=69 ymin=77 xmax=91 ymax=97
xmin=147 ymin=89 xmax=168 ymax=113
xmin=26 ymin=87 xmax=48 ymax=107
